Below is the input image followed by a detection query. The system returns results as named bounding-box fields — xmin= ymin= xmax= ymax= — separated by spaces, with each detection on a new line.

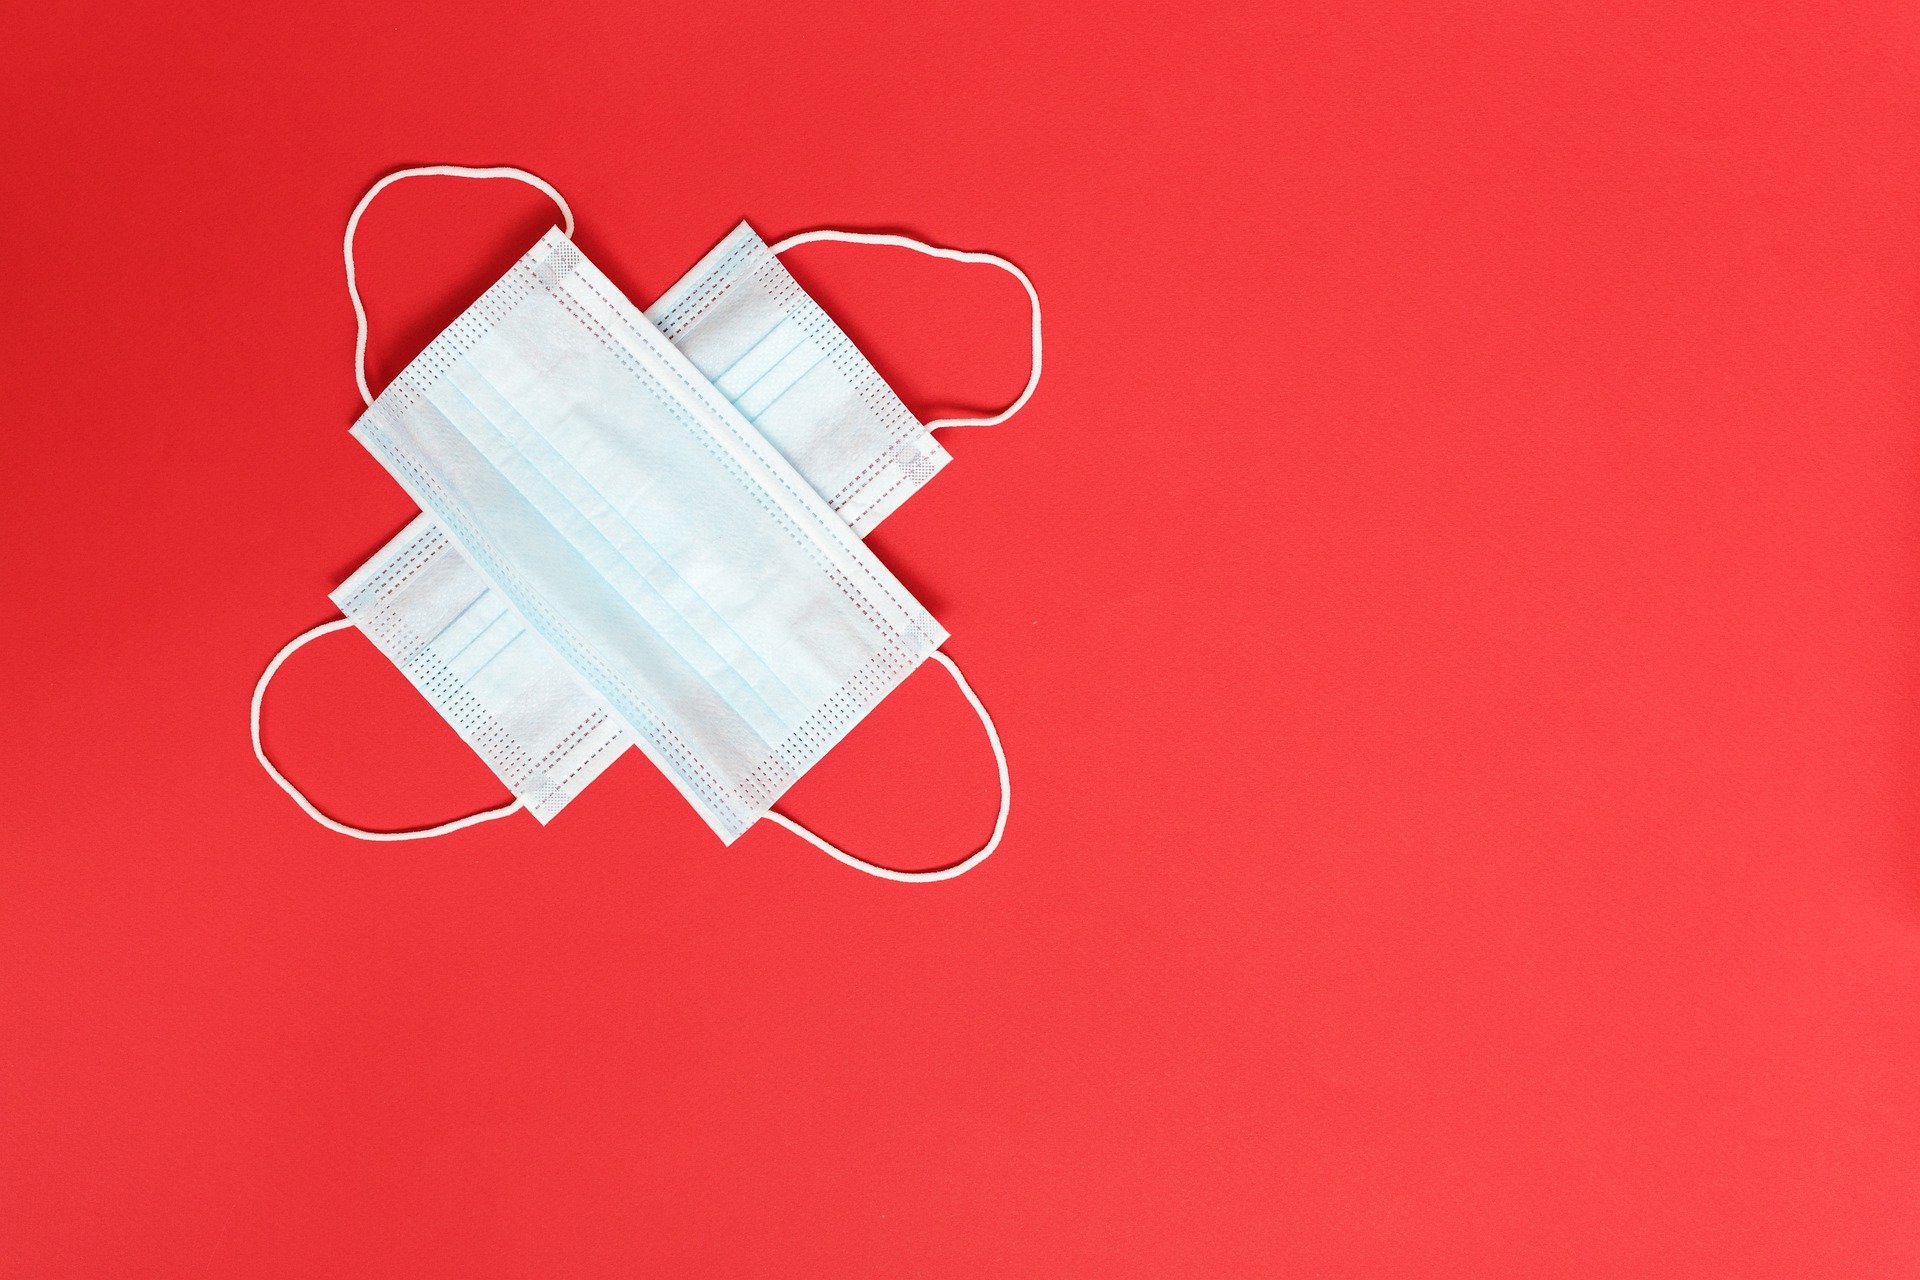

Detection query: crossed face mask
xmin=250 ymin=167 xmax=1041 ymax=881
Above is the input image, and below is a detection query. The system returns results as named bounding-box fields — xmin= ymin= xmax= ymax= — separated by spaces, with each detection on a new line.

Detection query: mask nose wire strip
xmin=251 ymin=617 xmax=527 ymax=839
xmin=766 ymin=230 xmax=1042 ymax=430
xmin=765 ymin=651 xmax=1009 ymax=882
xmin=345 ymin=165 xmax=576 ymax=407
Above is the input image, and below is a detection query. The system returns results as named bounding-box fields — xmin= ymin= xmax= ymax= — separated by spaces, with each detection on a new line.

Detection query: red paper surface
xmin=4 ymin=3 xmax=1917 ymax=1275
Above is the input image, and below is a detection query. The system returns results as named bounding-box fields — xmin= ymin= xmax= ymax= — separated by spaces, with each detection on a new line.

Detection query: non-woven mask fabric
xmin=252 ymin=165 xmax=1037 ymax=880
xmin=348 ymin=226 xmax=947 ymax=844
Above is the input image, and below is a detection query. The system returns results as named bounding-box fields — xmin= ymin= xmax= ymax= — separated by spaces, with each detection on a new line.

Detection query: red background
xmin=4 ymin=3 xmax=1918 ymax=1275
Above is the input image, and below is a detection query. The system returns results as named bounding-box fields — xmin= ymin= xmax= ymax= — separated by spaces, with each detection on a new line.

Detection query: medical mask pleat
xmin=433 ymin=595 xmax=511 ymax=676
xmin=732 ymin=337 xmax=828 ymax=419
xmin=710 ymin=318 xmax=808 ymax=400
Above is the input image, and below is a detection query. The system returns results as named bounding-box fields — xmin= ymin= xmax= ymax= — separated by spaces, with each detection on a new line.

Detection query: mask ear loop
xmin=767 ymin=230 xmax=1041 ymax=430
xmin=251 ymin=166 xmax=571 ymax=837
xmin=251 ymin=618 xmax=526 ymax=839
xmin=345 ymin=165 xmax=575 ymax=406
xmin=764 ymin=652 xmax=1009 ymax=882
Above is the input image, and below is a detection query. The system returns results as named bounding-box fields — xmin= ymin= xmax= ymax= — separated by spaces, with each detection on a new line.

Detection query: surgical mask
xmin=250 ymin=167 xmax=1040 ymax=881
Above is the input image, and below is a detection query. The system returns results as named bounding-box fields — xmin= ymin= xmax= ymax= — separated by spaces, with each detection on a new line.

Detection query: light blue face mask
xmin=250 ymin=168 xmax=1041 ymax=881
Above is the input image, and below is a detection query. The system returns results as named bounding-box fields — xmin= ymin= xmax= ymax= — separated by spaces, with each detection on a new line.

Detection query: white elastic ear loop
xmin=251 ymin=618 xmax=525 ymax=840
xmin=345 ymin=165 xmax=575 ymax=406
xmin=765 ymin=651 xmax=1009 ymax=882
xmin=767 ymin=229 xmax=1042 ymax=430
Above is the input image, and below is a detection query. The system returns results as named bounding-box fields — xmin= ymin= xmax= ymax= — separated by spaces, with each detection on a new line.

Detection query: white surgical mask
xmin=251 ymin=167 xmax=1040 ymax=881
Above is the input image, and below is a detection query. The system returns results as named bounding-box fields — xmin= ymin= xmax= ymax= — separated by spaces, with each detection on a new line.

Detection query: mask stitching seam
xmin=655 ymin=234 xmax=759 ymax=335
xmin=546 ymin=725 xmax=626 ymax=797
xmin=659 ymin=232 xmax=757 ymax=330
xmin=344 ymin=525 xmax=445 ymax=610
xmin=828 ymin=435 xmax=945 ymax=512
xmin=838 ymin=453 xmax=940 ymax=532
